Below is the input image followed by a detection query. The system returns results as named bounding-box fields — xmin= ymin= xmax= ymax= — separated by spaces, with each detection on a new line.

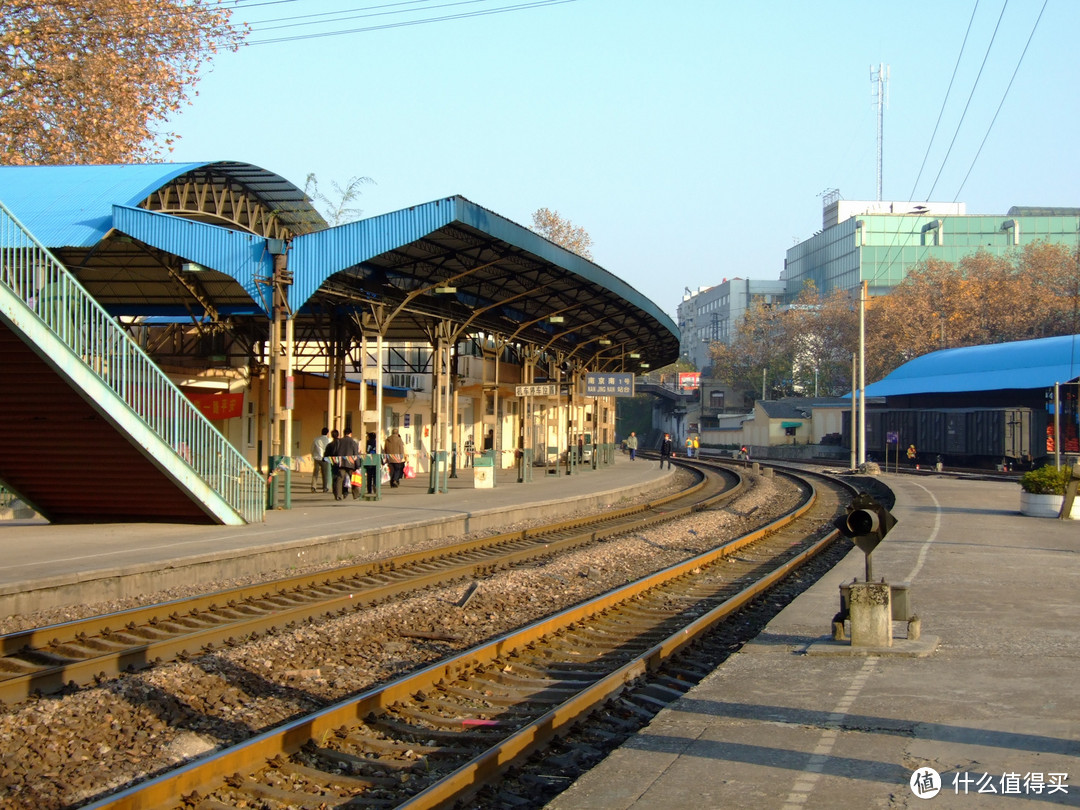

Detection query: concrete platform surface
xmin=547 ymin=475 xmax=1080 ymax=809
xmin=0 ymin=456 xmax=673 ymax=615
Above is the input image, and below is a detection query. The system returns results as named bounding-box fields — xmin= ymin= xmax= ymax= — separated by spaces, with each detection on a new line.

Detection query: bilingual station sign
xmin=584 ymin=373 xmax=635 ymax=397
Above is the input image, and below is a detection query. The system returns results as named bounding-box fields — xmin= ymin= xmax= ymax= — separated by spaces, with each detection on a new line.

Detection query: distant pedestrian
xmin=659 ymin=433 xmax=673 ymax=470
xmin=464 ymin=435 xmax=475 ymax=467
xmin=363 ymin=432 xmax=379 ymax=495
xmin=626 ymin=431 xmax=638 ymax=461
xmin=311 ymin=427 xmax=331 ymax=492
xmin=740 ymin=445 xmax=749 ymax=461
xmin=324 ymin=429 xmax=341 ymax=497
xmin=693 ymin=436 xmax=699 ymax=457
xmin=685 ymin=436 xmax=694 ymax=458
xmin=907 ymin=444 xmax=917 ymax=469
xmin=334 ymin=428 xmax=361 ymax=500
xmin=385 ymin=427 xmax=406 ymax=488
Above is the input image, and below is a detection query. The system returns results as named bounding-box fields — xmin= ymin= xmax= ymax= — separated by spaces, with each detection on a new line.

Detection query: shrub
xmin=1019 ymin=465 xmax=1071 ymax=495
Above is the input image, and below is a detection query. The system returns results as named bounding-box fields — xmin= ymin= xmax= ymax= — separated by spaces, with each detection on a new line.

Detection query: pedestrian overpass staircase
xmin=0 ymin=201 xmax=264 ymax=524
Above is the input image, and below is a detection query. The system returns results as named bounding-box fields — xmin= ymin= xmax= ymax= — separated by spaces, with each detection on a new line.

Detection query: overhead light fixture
xmin=548 ymin=315 xmax=565 ymax=324
xmin=640 ymin=362 xmax=650 ymax=368
xmin=629 ymin=352 xmax=641 ymax=359
xmin=598 ymin=338 xmax=613 ymax=345
xmin=181 ymin=262 xmax=205 ymax=273
xmin=433 ymin=286 xmax=457 ymax=294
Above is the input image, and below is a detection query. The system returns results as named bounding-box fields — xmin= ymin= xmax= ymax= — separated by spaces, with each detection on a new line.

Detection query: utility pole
xmin=872 ymin=63 xmax=889 ymax=202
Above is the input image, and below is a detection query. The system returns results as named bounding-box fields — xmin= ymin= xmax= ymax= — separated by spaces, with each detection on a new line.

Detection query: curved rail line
xmin=0 ymin=464 xmax=741 ymax=703
xmin=81 ymin=465 xmax=861 ymax=810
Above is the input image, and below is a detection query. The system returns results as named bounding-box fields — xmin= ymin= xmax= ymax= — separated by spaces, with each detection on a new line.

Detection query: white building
xmin=677 ymin=278 xmax=786 ymax=371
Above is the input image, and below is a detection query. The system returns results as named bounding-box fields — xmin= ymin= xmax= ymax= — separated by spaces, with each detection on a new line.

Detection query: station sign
xmin=584 ymin=373 xmax=635 ymax=397
xmin=515 ymin=384 xmax=558 ymax=397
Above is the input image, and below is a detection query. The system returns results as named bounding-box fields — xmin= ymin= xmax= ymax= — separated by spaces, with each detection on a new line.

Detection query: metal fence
xmin=0 ymin=201 xmax=265 ymax=523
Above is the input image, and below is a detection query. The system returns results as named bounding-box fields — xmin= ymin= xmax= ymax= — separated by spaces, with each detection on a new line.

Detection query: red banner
xmin=186 ymin=391 xmax=244 ymax=420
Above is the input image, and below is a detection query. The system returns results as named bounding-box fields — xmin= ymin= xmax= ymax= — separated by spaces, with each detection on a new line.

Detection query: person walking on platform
xmin=384 ymin=427 xmax=406 ymax=488
xmin=311 ymin=427 xmax=331 ymax=492
xmin=626 ymin=431 xmax=638 ymax=461
xmin=685 ymin=436 xmax=694 ymax=458
xmin=907 ymin=443 xmax=918 ymax=469
xmin=363 ymin=432 xmax=379 ymax=496
xmin=659 ymin=433 xmax=673 ymax=470
xmin=463 ymin=435 xmax=475 ymax=468
xmin=333 ymin=428 xmax=361 ymax=500
xmin=324 ymin=429 xmax=341 ymax=496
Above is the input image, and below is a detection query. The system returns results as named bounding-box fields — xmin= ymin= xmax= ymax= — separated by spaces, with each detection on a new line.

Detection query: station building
xmin=0 ymin=162 xmax=678 ymax=525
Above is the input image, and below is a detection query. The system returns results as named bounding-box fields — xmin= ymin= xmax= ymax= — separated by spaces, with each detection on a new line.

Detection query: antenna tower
xmin=871 ymin=63 xmax=889 ymax=201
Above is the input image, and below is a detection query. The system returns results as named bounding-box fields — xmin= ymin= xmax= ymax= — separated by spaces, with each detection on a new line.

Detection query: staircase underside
xmin=0 ymin=323 xmax=215 ymax=524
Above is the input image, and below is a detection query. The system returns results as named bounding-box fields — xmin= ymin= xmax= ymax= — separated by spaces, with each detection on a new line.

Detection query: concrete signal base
xmin=815 ymin=579 xmax=939 ymax=657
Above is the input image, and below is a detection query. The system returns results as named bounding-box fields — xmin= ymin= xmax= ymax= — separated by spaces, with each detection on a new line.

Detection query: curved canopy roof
xmin=0 ymin=161 xmax=325 ymax=245
xmin=0 ymin=162 xmax=677 ymax=371
xmin=864 ymin=334 xmax=1080 ymax=397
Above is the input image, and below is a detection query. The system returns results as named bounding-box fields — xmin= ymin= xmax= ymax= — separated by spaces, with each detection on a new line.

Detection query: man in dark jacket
xmin=333 ymin=428 xmax=361 ymax=500
xmin=659 ymin=433 xmax=674 ymax=470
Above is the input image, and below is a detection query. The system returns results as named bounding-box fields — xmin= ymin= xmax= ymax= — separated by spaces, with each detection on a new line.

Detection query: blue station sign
xmin=585 ymin=373 xmax=635 ymax=397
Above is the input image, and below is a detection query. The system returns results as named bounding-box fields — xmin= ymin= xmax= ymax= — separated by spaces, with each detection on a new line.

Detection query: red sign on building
xmin=678 ymin=372 xmax=701 ymax=390
xmin=186 ymin=391 xmax=244 ymax=420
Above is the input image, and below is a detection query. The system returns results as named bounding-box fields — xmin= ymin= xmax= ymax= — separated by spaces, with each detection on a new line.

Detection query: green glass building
xmin=783 ymin=201 xmax=1080 ymax=298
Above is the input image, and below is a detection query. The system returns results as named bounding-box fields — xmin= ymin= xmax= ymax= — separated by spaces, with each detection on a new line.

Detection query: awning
xmin=780 ymin=421 xmax=803 ymax=428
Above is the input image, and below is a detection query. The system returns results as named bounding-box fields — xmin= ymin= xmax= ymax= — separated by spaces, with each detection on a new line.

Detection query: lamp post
xmin=858 ymin=280 xmax=867 ymax=466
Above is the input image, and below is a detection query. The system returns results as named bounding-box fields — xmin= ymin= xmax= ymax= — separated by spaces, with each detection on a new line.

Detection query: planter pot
xmin=1019 ymin=491 xmax=1080 ymax=519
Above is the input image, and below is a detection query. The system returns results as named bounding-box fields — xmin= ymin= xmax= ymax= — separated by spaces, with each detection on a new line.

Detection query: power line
xmin=244 ymin=0 xmax=578 ymax=45
xmin=907 ymin=0 xmax=980 ymax=202
xmin=243 ymin=0 xmax=468 ymax=32
xmin=953 ymin=0 xmax=1048 ymax=201
xmin=924 ymin=0 xmax=1009 ymax=201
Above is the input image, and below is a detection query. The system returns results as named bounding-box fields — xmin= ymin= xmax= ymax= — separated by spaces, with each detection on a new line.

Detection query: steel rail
xmin=0 ymin=464 xmax=739 ymax=702
xmin=80 ymin=467 xmax=856 ymax=810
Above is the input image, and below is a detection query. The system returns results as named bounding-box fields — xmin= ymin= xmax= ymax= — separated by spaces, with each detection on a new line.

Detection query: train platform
xmin=0 ymin=455 xmax=674 ymax=617
xmin=547 ymin=474 xmax=1080 ymax=809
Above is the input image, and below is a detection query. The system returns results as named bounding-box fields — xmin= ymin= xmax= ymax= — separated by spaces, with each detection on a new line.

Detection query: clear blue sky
xmin=165 ymin=0 xmax=1078 ymax=319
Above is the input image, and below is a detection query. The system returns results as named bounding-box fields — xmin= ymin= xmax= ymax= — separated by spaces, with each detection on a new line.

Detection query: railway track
xmin=80 ymin=464 xmax=860 ymax=810
xmin=0 ymin=463 xmax=739 ymax=704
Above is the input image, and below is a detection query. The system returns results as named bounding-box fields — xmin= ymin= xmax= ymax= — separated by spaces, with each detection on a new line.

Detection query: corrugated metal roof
xmin=863 ymin=335 xmax=1080 ymax=397
xmin=0 ymin=161 xmax=322 ymax=248
xmin=290 ymin=195 xmax=677 ymax=335
xmin=113 ymin=205 xmax=270 ymax=313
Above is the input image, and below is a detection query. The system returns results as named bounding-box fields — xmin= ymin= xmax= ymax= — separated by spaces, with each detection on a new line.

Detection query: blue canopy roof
xmin=0 ymin=161 xmax=321 ymax=247
xmin=864 ymin=335 xmax=1080 ymax=397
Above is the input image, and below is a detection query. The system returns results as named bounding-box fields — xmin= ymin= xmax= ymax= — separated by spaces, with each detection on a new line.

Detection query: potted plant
xmin=1019 ymin=465 xmax=1077 ymax=518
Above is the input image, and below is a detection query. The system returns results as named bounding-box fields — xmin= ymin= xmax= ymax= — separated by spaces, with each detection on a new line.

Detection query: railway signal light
xmin=834 ymin=493 xmax=897 ymax=581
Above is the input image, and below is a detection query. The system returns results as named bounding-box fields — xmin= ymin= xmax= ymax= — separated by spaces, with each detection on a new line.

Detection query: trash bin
xmin=473 ymin=456 xmax=494 ymax=488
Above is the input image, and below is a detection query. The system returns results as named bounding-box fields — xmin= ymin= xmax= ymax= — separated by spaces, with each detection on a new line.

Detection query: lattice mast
xmin=872 ymin=64 xmax=889 ymax=201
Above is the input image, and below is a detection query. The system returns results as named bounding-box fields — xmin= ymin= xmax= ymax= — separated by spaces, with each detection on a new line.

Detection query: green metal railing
xmin=0 ymin=201 xmax=265 ymax=523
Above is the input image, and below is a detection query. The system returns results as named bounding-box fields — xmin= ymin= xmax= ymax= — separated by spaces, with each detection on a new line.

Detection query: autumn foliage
xmin=709 ymin=242 xmax=1080 ymax=402
xmin=531 ymin=208 xmax=593 ymax=260
xmin=1 ymin=0 xmax=246 ymax=166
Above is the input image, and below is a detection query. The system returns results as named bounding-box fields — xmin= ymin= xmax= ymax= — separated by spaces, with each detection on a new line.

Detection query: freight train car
xmin=842 ymin=407 xmax=1046 ymax=468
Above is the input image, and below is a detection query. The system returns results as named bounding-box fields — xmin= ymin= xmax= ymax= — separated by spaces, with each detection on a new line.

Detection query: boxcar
xmin=842 ymin=407 xmax=1046 ymax=467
